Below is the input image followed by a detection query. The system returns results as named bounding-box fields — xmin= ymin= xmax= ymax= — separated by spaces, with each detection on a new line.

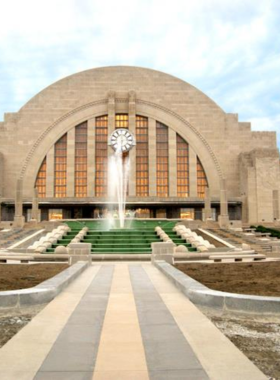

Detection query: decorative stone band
xmin=0 ymin=261 xmax=90 ymax=309
xmin=154 ymin=260 xmax=280 ymax=315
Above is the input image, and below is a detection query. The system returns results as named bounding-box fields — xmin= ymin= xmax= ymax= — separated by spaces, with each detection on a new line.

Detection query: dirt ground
xmin=175 ymin=261 xmax=280 ymax=297
xmin=0 ymin=263 xmax=69 ymax=291
xmin=176 ymin=262 xmax=280 ymax=379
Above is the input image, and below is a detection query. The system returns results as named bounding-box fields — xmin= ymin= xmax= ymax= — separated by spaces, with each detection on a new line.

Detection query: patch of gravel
xmin=0 ymin=305 xmax=46 ymax=348
xmin=204 ymin=310 xmax=280 ymax=380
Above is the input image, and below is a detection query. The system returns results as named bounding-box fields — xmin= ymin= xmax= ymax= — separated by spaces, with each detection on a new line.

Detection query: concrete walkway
xmin=0 ymin=263 xmax=266 ymax=380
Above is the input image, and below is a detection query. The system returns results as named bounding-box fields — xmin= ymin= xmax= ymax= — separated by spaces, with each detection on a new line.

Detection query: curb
xmin=0 ymin=261 xmax=90 ymax=309
xmin=154 ymin=260 xmax=280 ymax=315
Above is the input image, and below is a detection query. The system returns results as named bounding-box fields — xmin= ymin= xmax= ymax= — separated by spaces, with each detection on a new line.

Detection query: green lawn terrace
xmin=45 ymin=219 xmax=197 ymax=254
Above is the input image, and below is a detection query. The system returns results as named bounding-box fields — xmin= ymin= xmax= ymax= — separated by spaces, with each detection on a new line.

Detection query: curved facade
xmin=0 ymin=66 xmax=279 ymax=223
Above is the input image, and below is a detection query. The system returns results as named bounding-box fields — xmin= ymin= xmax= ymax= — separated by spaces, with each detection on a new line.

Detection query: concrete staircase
xmin=45 ymin=220 xmax=197 ymax=255
xmin=206 ymin=228 xmax=270 ymax=255
xmin=0 ymin=228 xmax=40 ymax=249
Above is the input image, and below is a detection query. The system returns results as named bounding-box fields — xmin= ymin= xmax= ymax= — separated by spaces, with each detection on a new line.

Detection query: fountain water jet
xmin=108 ymin=143 xmax=130 ymax=229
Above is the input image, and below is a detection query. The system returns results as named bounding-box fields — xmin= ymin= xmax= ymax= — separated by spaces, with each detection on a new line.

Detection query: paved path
xmin=0 ymin=263 xmax=266 ymax=380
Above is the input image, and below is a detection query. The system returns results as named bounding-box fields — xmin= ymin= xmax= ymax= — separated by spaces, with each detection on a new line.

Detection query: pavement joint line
xmin=0 ymin=265 xmax=101 ymax=380
xmin=143 ymin=263 xmax=267 ymax=380
xmin=92 ymin=264 xmax=149 ymax=379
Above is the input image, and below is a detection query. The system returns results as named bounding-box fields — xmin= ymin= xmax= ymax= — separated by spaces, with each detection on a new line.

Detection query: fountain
xmin=108 ymin=128 xmax=136 ymax=228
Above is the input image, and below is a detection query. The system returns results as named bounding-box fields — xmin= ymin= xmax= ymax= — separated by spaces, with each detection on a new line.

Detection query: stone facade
xmin=0 ymin=66 xmax=279 ymax=223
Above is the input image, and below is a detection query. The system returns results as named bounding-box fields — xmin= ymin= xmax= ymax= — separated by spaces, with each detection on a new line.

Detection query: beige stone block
xmin=106 ymin=294 xmax=137 ymax=311
xmin=0 ymin=341 xmax=52 ymax=372
xmin=99 ymin=323 xmax=142 ymax=343
xmin=0 ymin=371 xmax=37 ymax=380
xmin=95 ymin=341 xmax=148 ymax=371
xmin=93 ymin=370 xmax=149 ymax=380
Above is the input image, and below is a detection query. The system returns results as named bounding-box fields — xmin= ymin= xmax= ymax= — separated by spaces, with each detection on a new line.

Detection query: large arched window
xmin=156 ymin=122 xmax=169 ymax=197
xmin=136 ymin=115 xmax=149 ymax=197
xmin=176 ymin=134 xmax=189 ymax=197
xmin=35 ymin=115 xmax=209 ymax=200
xmin=197 ymin=157 xmax=208 ymax=198
xmin=35 ymin=157 xmax=46 ymax=198
xmin=75 ymin=122 xmax=87 ymax=197
xmin=95 ymin=116 xmax=108 ymax=197
xmin=54 ymin=134 xmax=67 ymax=197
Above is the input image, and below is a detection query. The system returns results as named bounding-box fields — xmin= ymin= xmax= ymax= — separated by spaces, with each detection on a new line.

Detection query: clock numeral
xmin=109 ymin=128 xmax=135 ymax=152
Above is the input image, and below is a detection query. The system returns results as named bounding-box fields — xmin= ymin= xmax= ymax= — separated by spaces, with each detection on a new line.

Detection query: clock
xmin=108 ymin=128 xmax=136 ymax=152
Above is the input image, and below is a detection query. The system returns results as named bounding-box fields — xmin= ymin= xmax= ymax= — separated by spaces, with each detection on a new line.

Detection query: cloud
xmin=0 ymin=0 xmax=279 ymax=148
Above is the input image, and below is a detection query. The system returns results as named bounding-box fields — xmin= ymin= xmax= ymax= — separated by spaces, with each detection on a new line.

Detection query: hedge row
xmin=250 ymin=225 xmax=280 ymax=239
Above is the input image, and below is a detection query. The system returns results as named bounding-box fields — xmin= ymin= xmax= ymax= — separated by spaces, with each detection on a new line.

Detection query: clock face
xmin=109 ymin=129 xmax=136 ymax=152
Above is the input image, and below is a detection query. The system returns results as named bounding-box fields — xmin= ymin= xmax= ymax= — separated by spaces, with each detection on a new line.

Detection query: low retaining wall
xmin=154 ymin=261 xmax=280 ymax=315
xmin=8 ymin=229 xmax=46 ymax=250
xmin=0 ymin=261 xmax=90 ymax=309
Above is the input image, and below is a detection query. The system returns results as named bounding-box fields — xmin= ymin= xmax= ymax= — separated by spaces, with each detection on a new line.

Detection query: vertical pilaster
xmin=108 ymin=91 xmax=115 ymax=136
xmin=0 ymin=154 xmax=3 ymax=222
xmin=220 ymin=178 xmax=228 ymax=216
xmin=67 ymin=128 xmax=75 ymax=197
xmin=273 ymin=190 xmax=280 ymax=221
xmin=218 ymin=177 xmax=230 ymax=228
xmin=168 ymin=128 xmax=177 ymax=197
xmin=107 ymin=91 xmax=115 ymax=197
xmin=149 ymin=118 xmax=157 ymax=197
xmin=189 ymin=147 xmax=197 ymax=197
xmin=0 ymin=153 xmax=4 ymax=198
xmin=13 ymin=179 xmax=25 ymax=227
xmin=129 ymin=91 xmax=136 ymax=196
xmin=241 ymin=194 xmax=248 ymax=223
xmin=203 ymin=187 xmax=212 ymax=220
xmin=46 ymin=146 xmax=54 ymax=198
xmin=15 ymin=179 xmax=23 ymax=217
xmin=31 ymin=187 xmax=39 ymax=221
xmin=87 ymin=118 xmax=95 ymax=197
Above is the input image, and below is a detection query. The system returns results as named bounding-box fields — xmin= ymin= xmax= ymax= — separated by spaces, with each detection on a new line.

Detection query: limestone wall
xmin=0 ymin=66 xmax=278 ymax=223
xmin=239 ymin=149 xmax=280 ymax=223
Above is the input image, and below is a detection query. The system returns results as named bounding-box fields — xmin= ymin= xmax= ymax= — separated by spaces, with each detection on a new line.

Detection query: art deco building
xmin=0 ymin=66 xmax=279 ymax=224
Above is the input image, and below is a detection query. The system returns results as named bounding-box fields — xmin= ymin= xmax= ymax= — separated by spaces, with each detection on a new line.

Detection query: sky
xmin=0 ymin=0 xmax=280 ymax=148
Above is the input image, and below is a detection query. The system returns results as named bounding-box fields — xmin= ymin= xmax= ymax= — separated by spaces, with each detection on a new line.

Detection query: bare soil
xmin=0 ymin=263 xmax=69 ymax=291
xmin=175 ymin=261 xmax=280 ymax=297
